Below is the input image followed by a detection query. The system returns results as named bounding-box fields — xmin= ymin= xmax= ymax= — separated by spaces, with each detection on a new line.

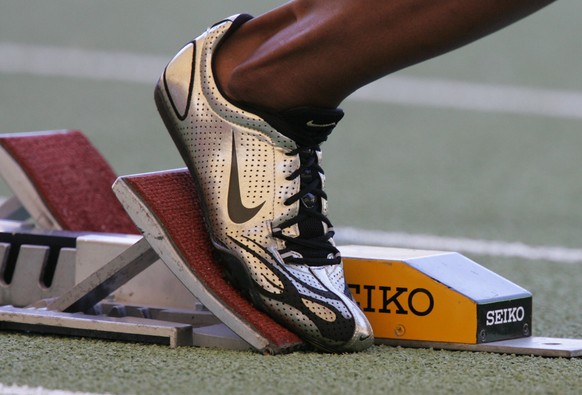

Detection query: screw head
xmin=394 ymin=324 xmax=406 ymax=337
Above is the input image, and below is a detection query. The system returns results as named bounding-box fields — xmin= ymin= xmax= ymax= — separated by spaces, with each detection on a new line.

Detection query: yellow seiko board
xmin=340 ymin=246 xmax=532 ymax=345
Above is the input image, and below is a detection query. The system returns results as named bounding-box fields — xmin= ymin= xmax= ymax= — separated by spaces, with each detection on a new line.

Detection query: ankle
xmin=214 ymin=2 xmax=344 ymax=112
xmin=213 ymin=26 xmax=250 ymax=104
xmin=222 ymin=63 xmax=287 ymax=110
xmin=219 ymin=53 xmax=341 ymax=112
xmin=214 ymin=25 xmax=295 ymax=111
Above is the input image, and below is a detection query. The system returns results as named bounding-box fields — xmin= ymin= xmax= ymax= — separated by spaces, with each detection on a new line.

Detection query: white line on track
xmin=0 ymin=42 xmax=166 ymax=84
xmin=0 ymin=383 xmax=109 ymax=395
xmin=335 ymin=227 xmax=582 ymax=264
xmin=351 ymin=76 xmax=582 ymax=120
xmin=2 ymin=42 xmax=582 ymax=120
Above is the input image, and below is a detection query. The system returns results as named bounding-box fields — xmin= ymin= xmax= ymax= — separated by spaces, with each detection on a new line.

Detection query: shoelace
xmin=272 ymin=146 xmax=340 ymax=266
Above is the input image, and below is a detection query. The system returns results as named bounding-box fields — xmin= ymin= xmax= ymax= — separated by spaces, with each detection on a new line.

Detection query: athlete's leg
xmin=215 ymin=0 xmax=555 ymax=111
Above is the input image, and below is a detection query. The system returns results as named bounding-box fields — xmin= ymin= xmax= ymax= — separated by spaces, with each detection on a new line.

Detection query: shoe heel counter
xmin=160 ymin=42 xmax=196 ymax=121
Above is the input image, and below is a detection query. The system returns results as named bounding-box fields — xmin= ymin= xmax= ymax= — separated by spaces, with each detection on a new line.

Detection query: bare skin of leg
xmin=215 ymin=0 xmax=555 ymax=111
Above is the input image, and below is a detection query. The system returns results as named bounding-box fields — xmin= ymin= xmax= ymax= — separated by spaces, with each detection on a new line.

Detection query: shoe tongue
xmin=260 ymin=107 xmax=344 ymax=147
xmin=276 ymin=108 xmax=342 ymax=253
xmin=244 ymin=106 xmax=342 ymax=258
xmin=277 ymin=108 xmax=343 ymax=255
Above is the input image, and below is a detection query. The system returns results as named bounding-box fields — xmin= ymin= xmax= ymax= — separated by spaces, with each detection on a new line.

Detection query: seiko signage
xmin=485 ymin=306 xmax=526 ymax=326
xmin=348 ymin=284 xmax=435 ymax=317
xmin=477 ymin=299 xmax=532 ymax=342
xmin=342 ymin=252 xmax=533 ymax=344
xmin=348 ymin=280 xmax=532 ymax=343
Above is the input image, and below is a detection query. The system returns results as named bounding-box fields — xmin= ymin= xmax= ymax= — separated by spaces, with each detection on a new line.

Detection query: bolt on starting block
xmin=0 ymin=130 xmax=581 ymax=356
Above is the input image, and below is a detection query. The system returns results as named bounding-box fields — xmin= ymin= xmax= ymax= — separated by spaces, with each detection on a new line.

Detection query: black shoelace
xmin=272 ymin=146 xmax=340 ymax=266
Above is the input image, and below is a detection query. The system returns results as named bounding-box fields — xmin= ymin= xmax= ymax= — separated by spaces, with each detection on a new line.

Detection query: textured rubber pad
xmin=0 ymin=130 xmax=138 ymax=234
xmin=120 ymin=169 xmax=304 ymax=353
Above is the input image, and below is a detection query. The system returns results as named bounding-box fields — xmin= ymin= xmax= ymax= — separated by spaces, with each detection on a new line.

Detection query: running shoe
xmin=154 ymin=14 xmax=373 ymax=352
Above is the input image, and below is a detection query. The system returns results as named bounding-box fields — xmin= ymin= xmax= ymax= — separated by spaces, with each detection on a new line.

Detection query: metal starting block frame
xmin=0 ymin=221 xmax=251 ymax=350
xmin=0 ymin=130 xmax=580 ymax=356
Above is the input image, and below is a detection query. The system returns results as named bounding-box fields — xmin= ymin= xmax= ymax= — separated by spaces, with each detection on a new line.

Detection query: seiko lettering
xmin=485 ymin=306 xmax=525 ymax=326
xmin=348 ymin=284 xmax=435 ymax=317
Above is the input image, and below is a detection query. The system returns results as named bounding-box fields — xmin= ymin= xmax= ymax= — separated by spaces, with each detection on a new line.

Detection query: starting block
xmin=0 ymin=130 xmax=138 ymax=234
xmin=0 ymin=130 xmax=580 ymax=357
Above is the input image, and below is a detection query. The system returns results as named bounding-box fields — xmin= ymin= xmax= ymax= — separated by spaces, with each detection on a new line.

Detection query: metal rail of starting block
xmin=0 ymin=220 xmax=251 ymax=350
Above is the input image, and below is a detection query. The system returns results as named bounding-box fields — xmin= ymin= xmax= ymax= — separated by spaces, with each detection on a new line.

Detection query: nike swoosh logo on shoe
xmin=227 ymin=133 xmax=266 ymax=223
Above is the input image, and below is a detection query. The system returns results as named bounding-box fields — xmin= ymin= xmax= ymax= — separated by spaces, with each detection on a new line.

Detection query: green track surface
xmin=1 ymin=1 xmax=581 ymax=393
xmin=0 ymin=258 xmax=580 ymax=395
xmin=1 ymin=333 xmax=580 ymax=395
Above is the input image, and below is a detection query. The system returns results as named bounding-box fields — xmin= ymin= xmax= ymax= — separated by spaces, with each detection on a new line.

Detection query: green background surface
xmin=1 ymin=1 xmax=581 ymax=394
